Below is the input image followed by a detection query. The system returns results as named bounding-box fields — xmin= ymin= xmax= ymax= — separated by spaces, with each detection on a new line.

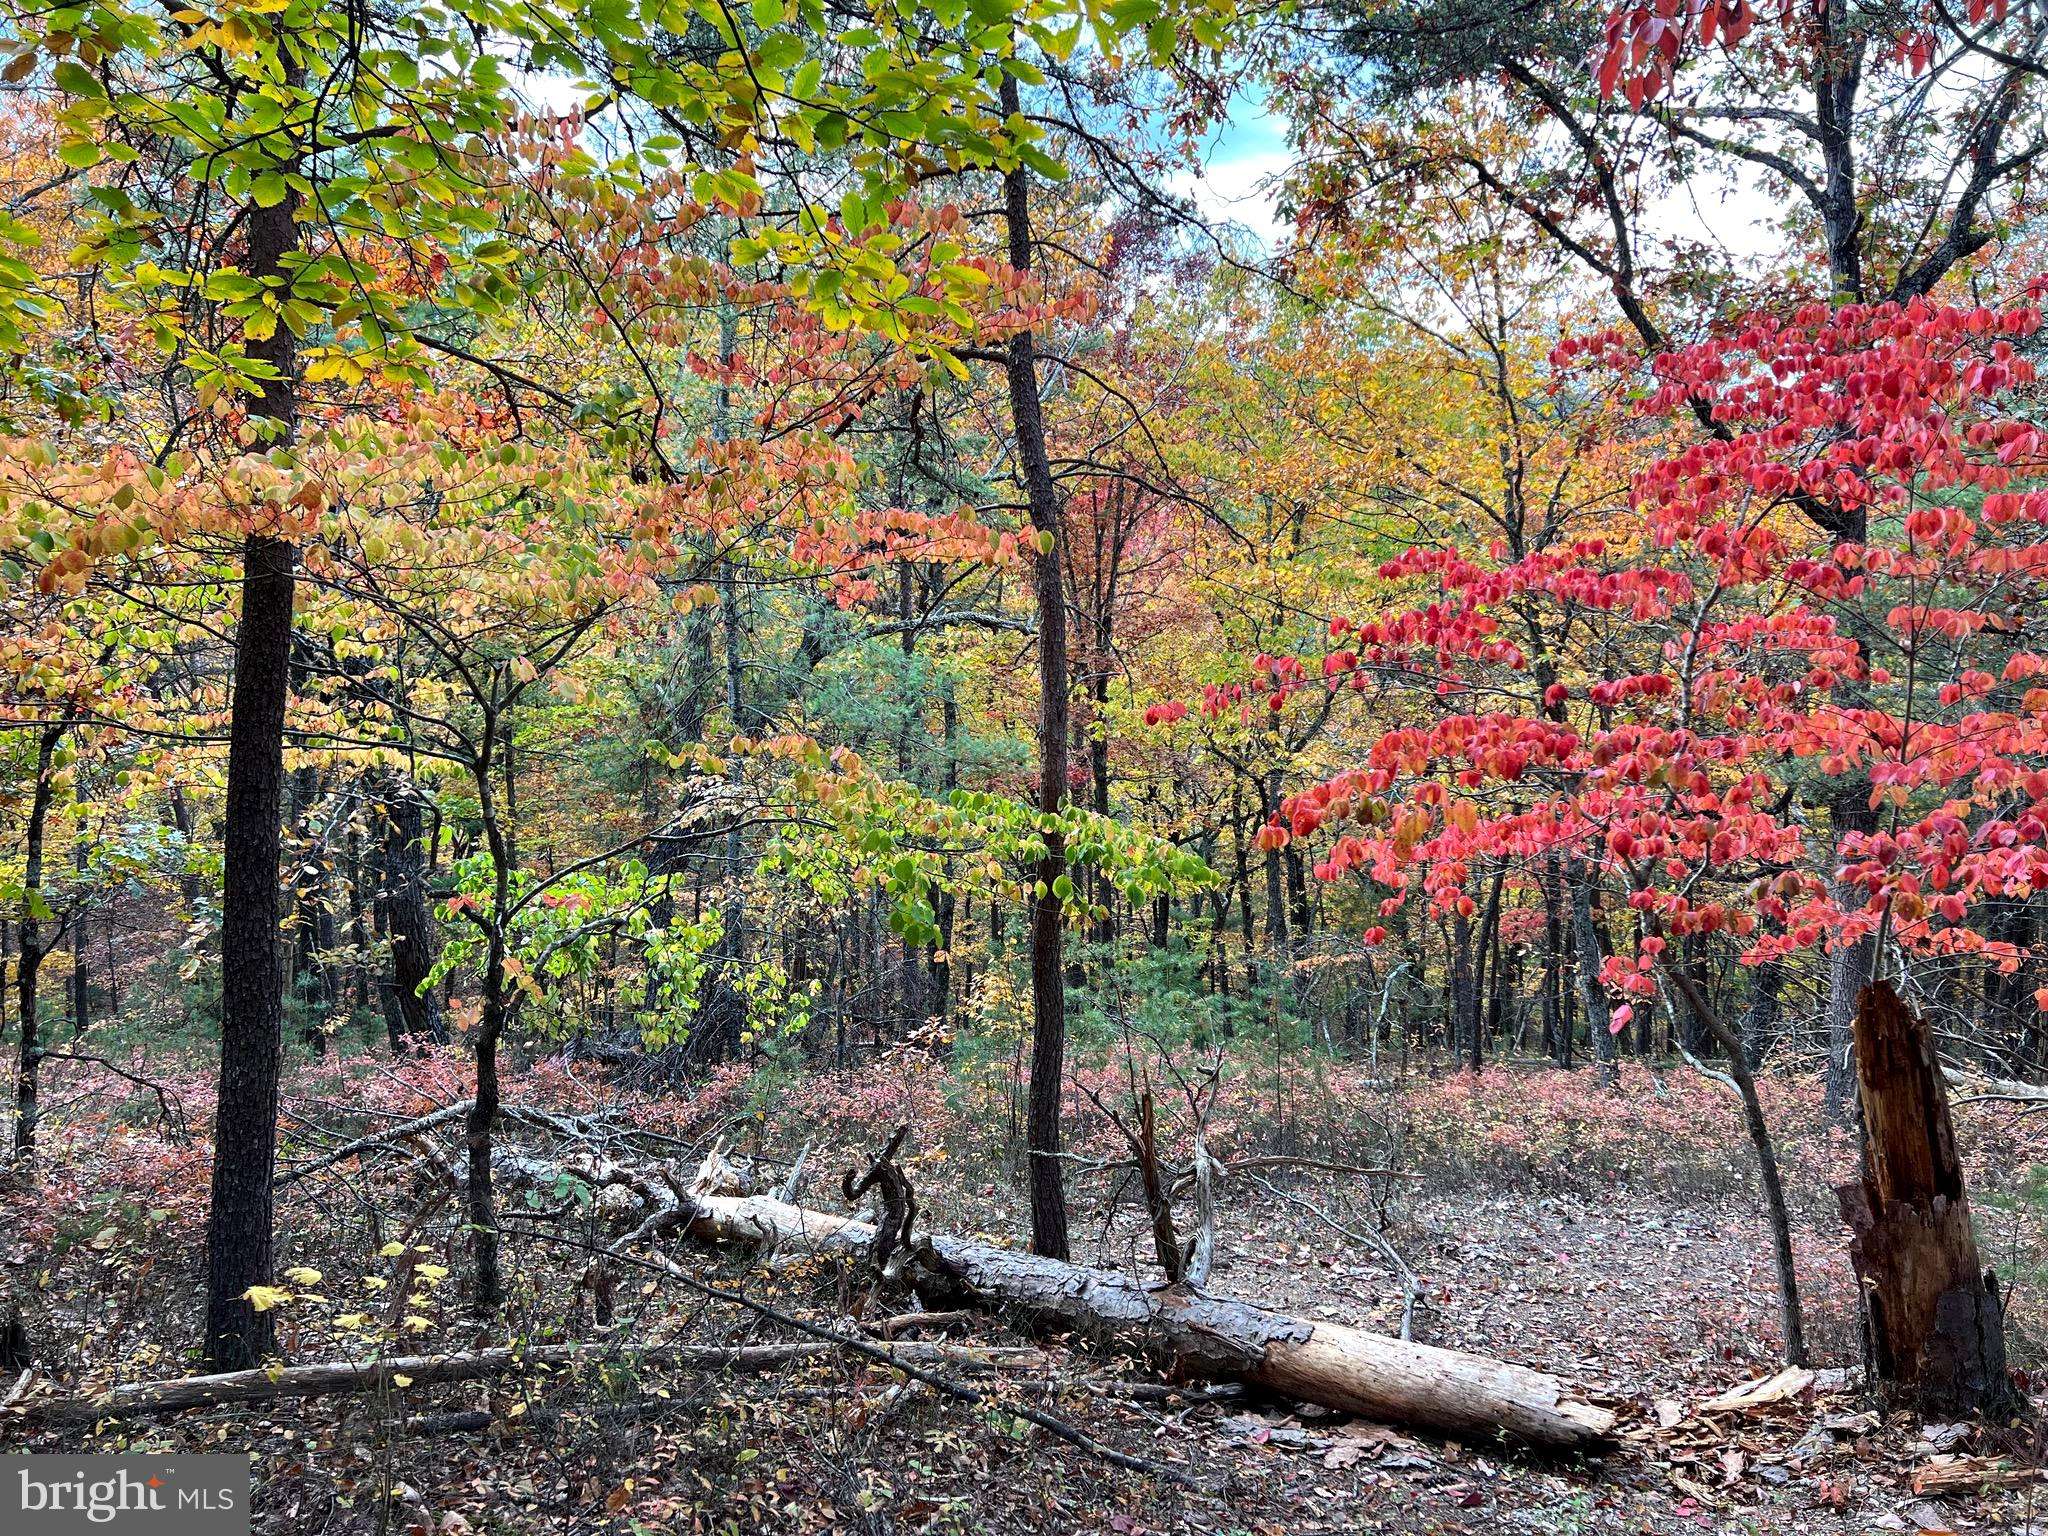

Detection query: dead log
xmin=1912 ymin=1456 xmax=2042 ymax=1496
xmin=684 ymin=1157 xmax=1615 ymax=1451
xmin=1837 ymin=981 xmax=2018 ymax=1418
xmin=7 ymin=1336 xmax=1051 ymax=1427
xmin=9 ymin=1341 xmax=823 ymax=1425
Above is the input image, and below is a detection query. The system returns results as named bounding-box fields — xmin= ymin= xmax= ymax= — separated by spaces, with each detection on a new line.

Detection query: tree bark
xmin=1541 ymin=853 xmax=1564 ymax=1064
xmin=206 ymin=528 xmax=298 ymax=1369
xmin=1469 ymin=865 xmax=1505 ymax=1072
xmin=68 ymin=785 xmax=88 ymax=1039
xmin=1837 ymin=980 xmax=2016 ymax=1416
xmin=467 ymin=953 xmax=507 ymax=1318
xmin=466 ymin=705 xmax=515 ymax=1320
xmin=1451 ymin=909 xmax=1477 ymax=1067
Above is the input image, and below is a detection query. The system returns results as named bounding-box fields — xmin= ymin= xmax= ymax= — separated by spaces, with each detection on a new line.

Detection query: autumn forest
xmin=4 ymin=0 xmax=2048 ymax=1530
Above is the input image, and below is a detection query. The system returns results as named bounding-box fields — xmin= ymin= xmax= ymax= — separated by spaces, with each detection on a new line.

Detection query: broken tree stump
xmin=1837 ymin=980 xmax=2018 ymax=1418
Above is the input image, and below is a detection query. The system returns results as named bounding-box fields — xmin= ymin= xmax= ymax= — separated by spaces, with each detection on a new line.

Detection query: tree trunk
xmin=1470 ymin=865 xmax=1504 ymax=1072
xmin=1089 ymin=673 xmax=1116 ymax=951
xmin=1262 ymin=773 xmax=1289 ymax=952
xmin=203 ymin=105 xmax=304 ymax=1370
xmin=1663 ymin=961 xmax=1808 ymax=1366
xmin=1741 ymin=957 xmax=1784 ymax=1069
xmin=288 ymin=766 xmax=327 ymax=1054
xmin=1450 ymin=909 xmax=1477 ymax=1068
xmin=375 ymin=782 xmax=441 ymax=1049
xmin=12 ymin=720 xmax=64 ymax=1162
xmin=205 ymin=529 xmax=297 ymax=1369
xmin=466 ymin=705 xmax=516 ymax=1320
xmin=1837 ymin=980 xmax=2015 ymax=1416
xmin=1824 ymin=791 xmax=1879 ymax=1121
xmin=1541 ymin=852 xmax=1565 ymax=1064
xmin=467 ymin=951 xmax=505 ymax=1318
xmin=1674 ymin=933 xmax=1712 ymax=1057
xmin=68 ymin=787 xmax=88 ymax=1038
xmin=1571 ymin=863 xmax=1616 ymax=1087
xmin=932 ymin=684 xmax=960 ymax=1022
xmin=1001 ymin=69 xmax=1071 ymax=1262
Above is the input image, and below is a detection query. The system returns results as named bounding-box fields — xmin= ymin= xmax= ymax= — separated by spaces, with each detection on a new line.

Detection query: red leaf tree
xmin=1267 ymin=292 xmax=2046 ymax=1404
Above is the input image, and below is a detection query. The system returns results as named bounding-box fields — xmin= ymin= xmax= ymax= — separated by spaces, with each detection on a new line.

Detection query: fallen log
xmin=7 ymin=1336 xmax=1048 ymax=1427
xmin=683 ymin=1158 xmax=1615 ymax=1452
xmin=1912 ymin=1456 xmax=2042 ymax=1496
xmin=1697 ymin=1365 xmax=1814 ymax=1414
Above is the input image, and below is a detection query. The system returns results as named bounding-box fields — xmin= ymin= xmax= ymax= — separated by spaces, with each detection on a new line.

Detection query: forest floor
xmin=7 ymin=1047 xmax=2048 ymax=1534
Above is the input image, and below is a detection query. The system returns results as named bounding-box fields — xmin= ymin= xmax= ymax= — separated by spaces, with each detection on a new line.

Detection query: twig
xmin=281 ymin=1101 xmax=628 ymax=1188
xmin=1241 ymin=1169 xmax=1422 ymax=1342
xmin=36 ymin=1053 xmax=187 ymax=1140
xmin=1674 ymin=1041 xmax=1743 ymax=1101
xmin=279 ymin=1102 xmax=475 ymax=1185
xmin=870 ymin=1310 xmax=973 ymax=1339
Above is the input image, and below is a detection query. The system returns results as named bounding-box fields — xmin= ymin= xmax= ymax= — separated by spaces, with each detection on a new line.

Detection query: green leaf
xmin=757 ymin=33 xmax=805 ymax=71
xmin=52 ymin=61 xmax=102 ymax=99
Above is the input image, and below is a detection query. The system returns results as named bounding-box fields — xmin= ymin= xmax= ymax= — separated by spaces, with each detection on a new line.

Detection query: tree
xmin=1300 ymin=0 xmax=2048 ymax=1111
xmin=994 ymin=66 xmax=1080 ymax=1259
xmin=1273 ymin=290 xmax=2048 ymax=1396
xmin=8 ymin=0 xmax=1234 ymax=1360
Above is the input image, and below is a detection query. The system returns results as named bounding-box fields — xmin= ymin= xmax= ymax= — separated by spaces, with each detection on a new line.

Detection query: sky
xmin=1174 ymin=94 xmax=1296 ymax=247
xmin=1176 ymin=88 xmax=1791 ymax=267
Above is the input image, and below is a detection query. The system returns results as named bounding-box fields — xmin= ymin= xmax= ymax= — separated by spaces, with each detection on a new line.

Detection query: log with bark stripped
xmin=683 ymin=1155 xmax=1615 ymax=1451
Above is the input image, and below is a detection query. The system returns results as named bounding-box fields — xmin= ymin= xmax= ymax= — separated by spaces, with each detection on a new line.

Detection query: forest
xmin=4 ymin=0 xmax=2048 ymax=1529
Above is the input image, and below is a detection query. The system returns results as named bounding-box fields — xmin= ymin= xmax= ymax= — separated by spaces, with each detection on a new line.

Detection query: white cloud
xmin=1176 ymin=146 xmax=1294 ymax=247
